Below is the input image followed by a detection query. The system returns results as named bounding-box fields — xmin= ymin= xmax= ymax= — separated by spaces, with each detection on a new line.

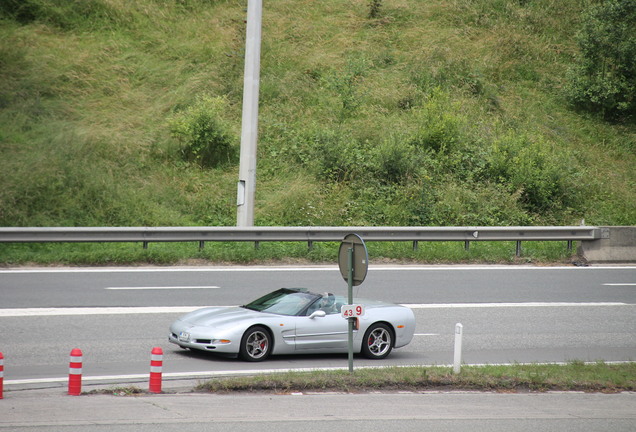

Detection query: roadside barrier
xmin=0 ymin=225 xmax=602 ymax=258
xmin=6 ymin=347 xmax=167 ymax=396
xmin=68 ymin=348 xmax=83 ymax=396
xmin=149 ymin=347 xmax=163 ymax=394
xmin=0 ymin=352 xmax=4 ymax=399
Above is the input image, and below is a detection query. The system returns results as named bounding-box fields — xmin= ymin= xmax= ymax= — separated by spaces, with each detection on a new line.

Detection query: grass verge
xmin=193 ymin=362 xmax=636 ymax=395
xmin=0 ymin=240 xmax=581 ymax=266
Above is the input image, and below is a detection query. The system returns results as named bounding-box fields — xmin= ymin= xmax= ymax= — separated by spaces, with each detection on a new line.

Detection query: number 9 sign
xmin=341 ymin=304 xmax=365 ymax=318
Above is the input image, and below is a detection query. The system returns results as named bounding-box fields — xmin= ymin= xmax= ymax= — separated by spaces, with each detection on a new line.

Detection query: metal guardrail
xmin=0 ymin=226 xmax=600 ymax=243
xmin=0 ymin=226 xmax=600 ymax=255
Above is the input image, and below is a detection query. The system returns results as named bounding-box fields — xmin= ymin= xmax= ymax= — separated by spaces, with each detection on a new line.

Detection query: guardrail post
xmin=464 ymin=240 xmax=470 ymax=251
xmin=143 ymin=241 xmax=148 ymax=250
xmin=516 ymin=241 xmax=522 ymax=257
xmin=199 ymin=241 xmax=205 ymax=250
xmin=412 ymin=241 xmax=418 ymax=251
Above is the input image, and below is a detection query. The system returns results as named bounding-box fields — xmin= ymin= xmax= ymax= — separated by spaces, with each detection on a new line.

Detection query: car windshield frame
xmin=241 ymin=288 xmax=322 ymax=316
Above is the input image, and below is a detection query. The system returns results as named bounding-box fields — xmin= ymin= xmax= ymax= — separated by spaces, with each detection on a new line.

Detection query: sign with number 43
xmin=341 ymin=304 xmax=365 ymax=318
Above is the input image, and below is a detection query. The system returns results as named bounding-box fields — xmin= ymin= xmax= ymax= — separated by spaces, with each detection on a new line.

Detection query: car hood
xmin=177 ymin=306 xmax=267 ymax=328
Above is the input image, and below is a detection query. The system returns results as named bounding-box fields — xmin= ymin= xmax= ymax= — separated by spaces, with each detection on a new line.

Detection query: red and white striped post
xmin=0 ymin=352 xmax=4 ymax=399
xmin=149 ymin=347 xmax=163 ymax=394
xmin=68 ymin=348 xmax=83 ymax=396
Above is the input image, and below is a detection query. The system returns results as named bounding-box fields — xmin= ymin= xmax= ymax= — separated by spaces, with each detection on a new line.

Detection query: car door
xmin=293 ymin=312 xmax=348 ymax=351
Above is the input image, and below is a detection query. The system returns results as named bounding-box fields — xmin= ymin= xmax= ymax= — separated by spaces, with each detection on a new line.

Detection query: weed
xmin=195 ymin=362 xmax=636 ymax=394
xmin=0 ymin=0 xmax=633 ymax=244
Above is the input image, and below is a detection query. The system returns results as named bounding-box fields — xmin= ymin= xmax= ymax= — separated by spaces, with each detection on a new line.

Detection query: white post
xmin=236 ymin=0 xmax=262 ymax=227
xmin=453 ymin=323 xmax=463 ymax=374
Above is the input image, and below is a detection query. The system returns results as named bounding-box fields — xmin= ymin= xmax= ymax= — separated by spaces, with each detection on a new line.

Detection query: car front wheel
xmin=239 ymin=326 xmax=271 ymax=362
xmin=361 ymin=323 xmax=393 ymax=359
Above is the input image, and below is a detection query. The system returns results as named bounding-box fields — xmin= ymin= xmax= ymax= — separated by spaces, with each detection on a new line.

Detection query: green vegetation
xmin=81 ymin=363 xmax=635 ymax=395
xmin=565 ymin=0 xmax=636 ymax=121
xmin=194 ymin=362 xmax=636 ymax=394
xmin=1 ymin=1 xmax=634 ymax=263
xmin=87 ymin=385 xmax=144 ymax=396
xmin=0 ymin=239 xmax=577 ymax=266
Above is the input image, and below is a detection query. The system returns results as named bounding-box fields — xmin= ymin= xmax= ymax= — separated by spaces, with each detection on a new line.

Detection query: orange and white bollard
xmin=149 ymin=347 xmax=163 ymax=394
xmin=0 ymin=352 xmax=4 ymax=399
xmin=68 ymin=348 xmax=83 ymax=396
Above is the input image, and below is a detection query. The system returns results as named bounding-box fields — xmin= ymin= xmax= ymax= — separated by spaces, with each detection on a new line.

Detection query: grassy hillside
xmin=1 ymin=0 xmax=634 ymax=230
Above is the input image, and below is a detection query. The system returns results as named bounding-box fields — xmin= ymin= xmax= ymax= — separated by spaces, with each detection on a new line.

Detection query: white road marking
xmin=0 ymin=306 xmax=204 ymax=317
xmin=105 ymin=286 xmax=220 ymax=290
xmin=404 ymin=302 xmax=628 ymax=308
xmin=603 ymin=283 xmax=636 ymax=286
xmin=2 ymin=368 xmax=353 ymax=386
xmin=0 ymin=302 xmax=630 ymax=317
xmin=0 ymin=267 xmax=338 ymax=273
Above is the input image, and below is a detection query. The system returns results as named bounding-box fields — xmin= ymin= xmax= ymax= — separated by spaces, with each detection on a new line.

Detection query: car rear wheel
xmin=239 ymin=326 xmax=271 ymax=362
xmin=361 ymin=323 xmax=393 ymax=359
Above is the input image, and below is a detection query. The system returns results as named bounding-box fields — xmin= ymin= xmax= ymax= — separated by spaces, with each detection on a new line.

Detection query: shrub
xmin=482 ymin=133 xmax=583 ymax=215
xmin=168 ymin=95 xmax=237 ymax=168
xmin=368 ymin=0 xmax=383 ymax=19
xmin=322 ymin=57 xmax=370 ymax=121
xmin=0 ymin=0 xmax=125 ymax=30
xmin=371 ymin=135 xmax=420 ymax=185
xmin=430 ymin=181 xmax=531 ymax=226
xmin=409 ymin=90 xmax=463 ymax=153
xmin=565 ymin=0 xmax=636 ymax=121
xmin=306 ymin=128 xmax=368 ymax=183
xmin=356 ymin=182 xmax=435 ymax=226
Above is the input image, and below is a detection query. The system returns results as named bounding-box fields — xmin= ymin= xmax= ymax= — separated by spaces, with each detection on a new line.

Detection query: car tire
xmin=239 ymin=326 xmax=271 ymax=362
xmin=361 ymin=323 xmax=393 ymax=359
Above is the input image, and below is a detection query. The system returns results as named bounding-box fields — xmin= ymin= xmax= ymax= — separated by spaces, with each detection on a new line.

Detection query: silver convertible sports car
xmin=169 ymin=288 xmax=416 ymax=361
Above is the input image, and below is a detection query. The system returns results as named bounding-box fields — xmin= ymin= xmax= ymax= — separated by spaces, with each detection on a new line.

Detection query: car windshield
xmin=242 ymin=288 xmax=321 ymax=316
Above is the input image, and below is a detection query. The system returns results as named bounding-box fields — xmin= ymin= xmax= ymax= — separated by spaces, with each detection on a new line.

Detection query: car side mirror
xmin=309 ymin=310 xmax=326 ymax=319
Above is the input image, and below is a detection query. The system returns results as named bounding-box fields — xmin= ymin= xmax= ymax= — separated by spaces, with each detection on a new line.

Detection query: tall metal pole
xmin=236 ymin=0 xmax=262 ymax=227
xmin=347 ymin=246 xmax=354 ymax=373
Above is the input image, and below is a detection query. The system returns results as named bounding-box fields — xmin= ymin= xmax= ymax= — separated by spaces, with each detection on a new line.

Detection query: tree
xmin=565 ymin=0 xmax=636 ymax=122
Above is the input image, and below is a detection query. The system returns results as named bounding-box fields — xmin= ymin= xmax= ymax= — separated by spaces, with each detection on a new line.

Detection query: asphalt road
xmin=1 ymin=265 xmax=634 ymax=386
xmin=2 ymin=265 xmax=636 ymax=307
xmin=1 ymin=265 xmax=635 ymax=431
